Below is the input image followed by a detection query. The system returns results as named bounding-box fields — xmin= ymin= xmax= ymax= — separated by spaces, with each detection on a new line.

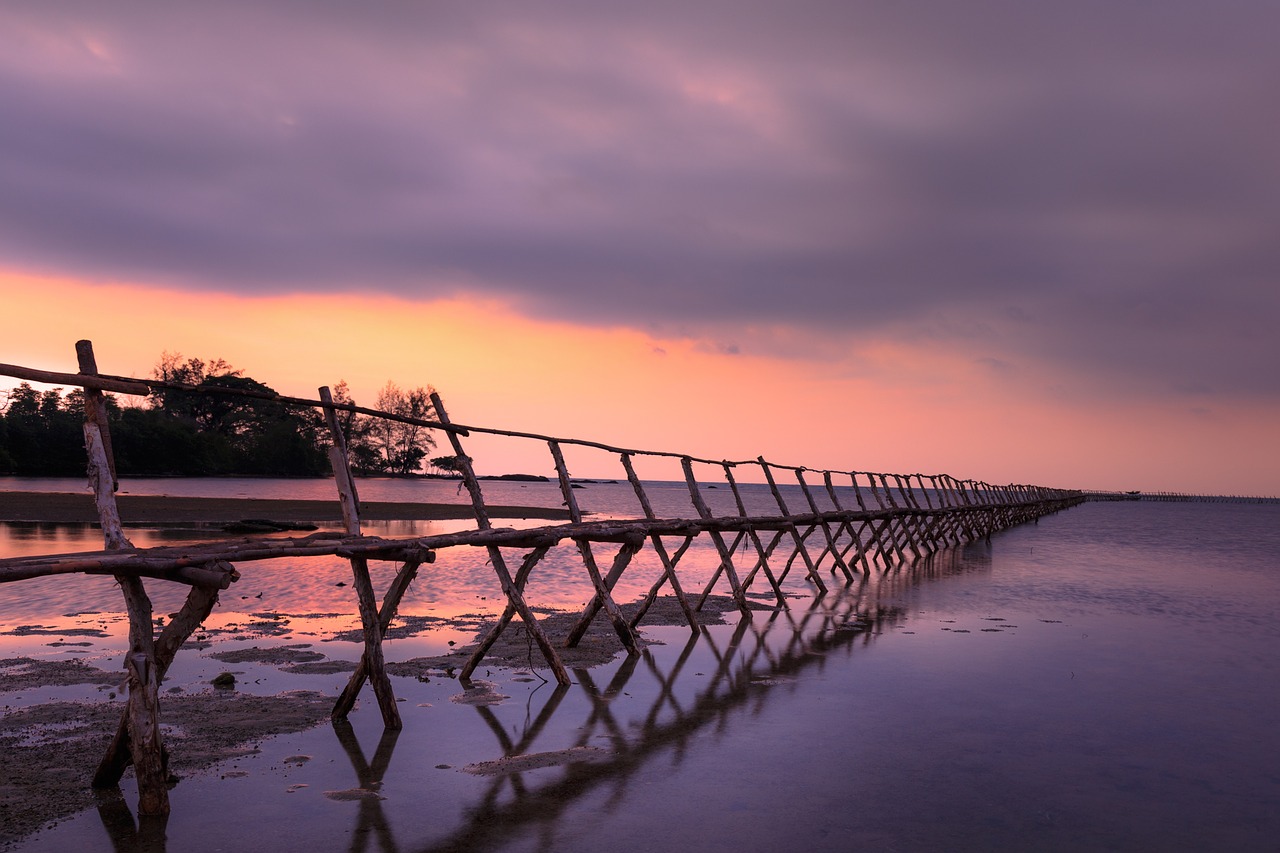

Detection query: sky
xmin=1 ymin=1 xmax=1277 ymax=494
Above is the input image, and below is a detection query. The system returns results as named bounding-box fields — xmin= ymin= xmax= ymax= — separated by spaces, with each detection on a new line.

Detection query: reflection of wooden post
xmin=320 ymin=386 xmax=401 ymax=728
xmin=333 ymin=721 xmax=400 ymax=852
xmin=95 ymin=789 xmax=168 ymax=852
xmin=77 ymin=341 xmax=169 ymax=817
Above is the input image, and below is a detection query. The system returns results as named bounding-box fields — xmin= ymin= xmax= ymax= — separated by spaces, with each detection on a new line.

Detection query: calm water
xmin=3 ymin=480 xmax=1279 ymax=852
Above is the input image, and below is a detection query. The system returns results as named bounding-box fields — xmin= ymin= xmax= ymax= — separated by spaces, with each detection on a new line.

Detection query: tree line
xmin=0 ymin=354 xmax=448 ymax=478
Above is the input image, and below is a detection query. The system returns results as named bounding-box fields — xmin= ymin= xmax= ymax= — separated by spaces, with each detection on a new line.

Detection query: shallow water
xmin=3 ymin=488 xmax=1280 ymax=852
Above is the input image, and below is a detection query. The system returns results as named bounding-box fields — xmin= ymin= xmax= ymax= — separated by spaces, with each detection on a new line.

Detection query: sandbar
xmin=0 ymin=490 xmax=570 ymax=524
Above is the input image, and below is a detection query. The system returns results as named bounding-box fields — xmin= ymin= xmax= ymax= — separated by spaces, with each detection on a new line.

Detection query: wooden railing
xmin=0 ymin=341 xmax=1085 ymax=817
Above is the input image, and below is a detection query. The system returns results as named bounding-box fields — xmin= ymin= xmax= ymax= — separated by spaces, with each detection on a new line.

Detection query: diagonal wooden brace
xmin=565 ymin=534 xmax=645 ymax=650
xmin=332 ymin=555 xmax=423 ymax=722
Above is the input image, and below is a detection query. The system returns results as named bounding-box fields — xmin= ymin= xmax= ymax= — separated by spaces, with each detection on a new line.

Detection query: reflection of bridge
xmin=415 ymin=586 xmax=907 ymax=853
xmin=0 ymin=342 xmax=1083 ymax=818
xmin=90 ymin=556 xmax=984 ymax=853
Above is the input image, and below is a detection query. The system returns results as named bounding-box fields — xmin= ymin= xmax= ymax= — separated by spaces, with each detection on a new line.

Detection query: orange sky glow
xmin=3 ymin=269 xmax=1276 ymax=495
xmin=3 ymin=8 xmax=1279 ymax=498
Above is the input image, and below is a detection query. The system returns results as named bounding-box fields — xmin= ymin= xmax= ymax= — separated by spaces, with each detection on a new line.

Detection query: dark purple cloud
xmin=2 ymin=1 xmax=1277 ymax=399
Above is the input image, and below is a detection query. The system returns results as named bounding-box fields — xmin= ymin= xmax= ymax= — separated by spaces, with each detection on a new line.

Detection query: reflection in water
xmin=95 ymin=790 xmax=167 ymax=853
xmin=410 ymin=546 xmax=994 ymax=852
xmin=314 ymin=583 xmax=938 ymax=853
xmin=79 ymin=544 xmax=984 ymax=853
xmin=51 ymin=502 xmax=1280 ymax=853
xmin=426 ymin=590 xmax=903 ymax=853
xmin=334 ymin=722 xmax=401 ymax=853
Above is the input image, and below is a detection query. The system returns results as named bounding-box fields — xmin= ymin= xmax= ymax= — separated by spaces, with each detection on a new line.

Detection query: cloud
xmin=1 ymin=1 xmax=1278 ymax=399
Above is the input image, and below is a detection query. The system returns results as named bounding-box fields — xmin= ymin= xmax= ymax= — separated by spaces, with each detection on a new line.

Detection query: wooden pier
xmin=0 ymin=342 xmax=1085 ymax=817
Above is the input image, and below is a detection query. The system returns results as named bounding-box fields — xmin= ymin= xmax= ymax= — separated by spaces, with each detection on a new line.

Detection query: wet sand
xmin=0 ymin=490 xmax=570 ymax=524
xmin=0 ymin=489 xmax=577 ymax=845
xmin=0 ymin=594 xmax=757 ymax=846
xmin=0 ymin=687 xmax=333 ymax=847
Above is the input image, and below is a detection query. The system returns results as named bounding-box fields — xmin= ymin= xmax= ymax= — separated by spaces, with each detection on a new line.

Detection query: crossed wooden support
xmin=51 ymin=339 xmax=1082 ymax=821
xmin=320 ymin=386 xmax=436 ymax=727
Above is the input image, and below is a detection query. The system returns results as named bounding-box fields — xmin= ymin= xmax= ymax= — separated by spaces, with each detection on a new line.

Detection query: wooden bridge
xmin=0 ymin=341 xmax=1085 ymax=818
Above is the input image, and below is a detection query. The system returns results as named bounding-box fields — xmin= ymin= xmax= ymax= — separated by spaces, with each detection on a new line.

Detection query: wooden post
xmin=320 ymin=386 xmax=401 ymax=728
xmin=429 ymin=393 xmax=570 ymax=685
xmin=551 ymin=441 xmax=640 ymax=653
xmin=757 ymin=458 xmax=827 ymax=593
xmin=861 ymin=473 xmax=903 ymax=565
xmin=794 ymin=469 xmax=852 ymax=581
xmin=619 ymin=453 xmax=699 ymax=633
xmin=824 ymin=472 xmax=871 ymax=575
xmin=880 ymin=473 xmax=922 ymax=562
xmin=680 ymin=458 xmax=751 ymax=614
xmin=319 ymin=386 xmax=362 ymax=536
xmin=460 ymin=544 xmax=554 ymax=679
xmin=848 ymin=472 xmax=887 ymax=570
xmin=332 ymin=555 xmax=424 ymax=721
xmin=95 ymin=567 xmax=233 ymax=788
xmin=722 ymin=464 xmax=785 ymax=603
xmin=77 ymin=341 xmax=169 ymax=817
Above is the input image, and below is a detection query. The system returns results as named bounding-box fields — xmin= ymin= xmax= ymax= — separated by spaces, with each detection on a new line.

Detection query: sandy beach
xmin=0 ymin=490 xmax=571 ymax=524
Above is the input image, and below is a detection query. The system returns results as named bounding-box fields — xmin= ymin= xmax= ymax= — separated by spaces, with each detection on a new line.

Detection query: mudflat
xmin=0 ymin=490 xmax=570 ymax=524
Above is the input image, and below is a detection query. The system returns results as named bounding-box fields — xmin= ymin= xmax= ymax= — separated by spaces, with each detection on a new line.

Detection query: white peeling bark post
xmin=77 ymin=340 xmax=169 ymax=817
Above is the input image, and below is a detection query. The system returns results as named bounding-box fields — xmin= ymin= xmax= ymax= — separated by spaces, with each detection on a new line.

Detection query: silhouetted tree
xmin=129 ymin=353 xmax=327 ymax=475
xmin=360 ymin=382 xmax=437 ymax=474
xmin=0 ymin=356 xmax=439 ymax=478
xmin=429 ymin=455 xmax=470 ymax=476
xmin=0 ymin=383 xmax=86 ymax=475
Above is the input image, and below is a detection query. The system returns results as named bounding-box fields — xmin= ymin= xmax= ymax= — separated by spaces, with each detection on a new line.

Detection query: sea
xmin=2 ymin=476 xmax=1279 ymax=852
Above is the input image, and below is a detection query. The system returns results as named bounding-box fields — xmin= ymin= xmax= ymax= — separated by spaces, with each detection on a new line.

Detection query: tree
xmin=0 ymin=355 xmax=442 ymax=478
xmin=140 ymin=353 xmax=328 ymax=476
xmin=149 ymin=353 xmax=243 ymax=431
xmin=357 ymin=382 xmax=437 ymax=475
xmin=0 ymin=383 xmax=86 ymax=475
xmin=110 ymin=405 xmax=214 ymax=476
xmin=327 ymin=380 xmax=377 ymax=467
xmin=429 ymin=455 xmax=471 ymax=476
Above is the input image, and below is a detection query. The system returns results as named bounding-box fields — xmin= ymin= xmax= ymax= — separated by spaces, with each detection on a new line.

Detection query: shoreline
xmin=0 ymin=490 xmax=571 ymax=524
